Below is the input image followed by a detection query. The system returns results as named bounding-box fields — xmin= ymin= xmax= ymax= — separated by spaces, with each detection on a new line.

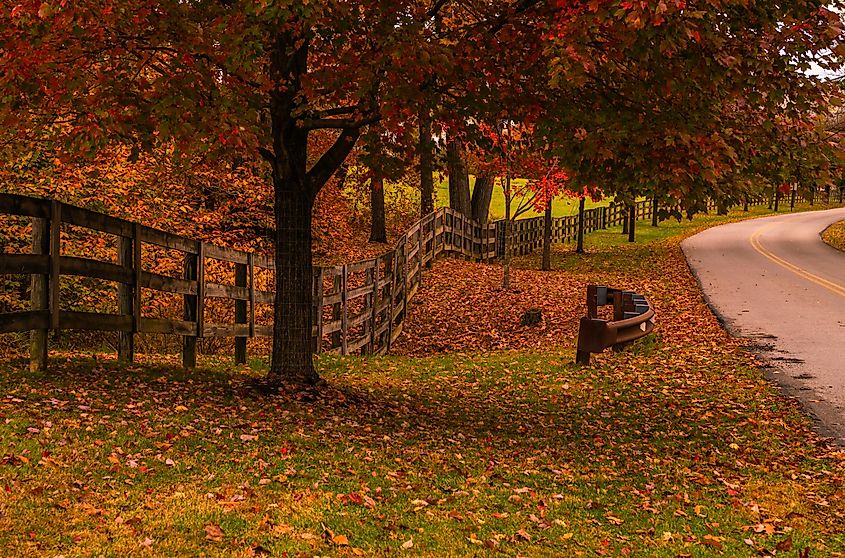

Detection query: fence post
xmin=416 ymin=226 xmax=423 ymax=280
xmin=235 ymin=259 xmax=248 ymax=365
xmin=29 ymin=216 xmax=49 ymax=372
xmin=182 ymin=243 xmax=204 ymax=368
xmin=370 ymin=259 xmax=379 ymax=353
xmin=386 ymin=252 xmax=395 ymax=350
xmin=331 ymin=272 xmax=342 ymax=350
xmin=48 ymin=201 xmax=61 ymax=332
xmin=341 ymin=264 xmax=348 ymax=355
xmin=314 ymin=267 xmax=324 ymax=354
xmin=402 ymin=238 xmax=409 ymax=319
xmin=117 ymin=226 xmax=136 ymax=362
xmin=248 ymin=253 xmax=255 ymax=338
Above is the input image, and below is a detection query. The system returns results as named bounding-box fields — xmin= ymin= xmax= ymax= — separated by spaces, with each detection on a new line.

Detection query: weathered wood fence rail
xmin=0 ymin=188 xmax=836 ymax=369
xmin=0 ymin=194 xmax=495 ymax=369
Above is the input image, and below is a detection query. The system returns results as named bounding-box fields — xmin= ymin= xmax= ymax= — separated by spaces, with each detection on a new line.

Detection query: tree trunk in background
xmin=774 ymin=189 xmax=780 ymax=212
xmin=447 ymin=137 xmax=471 ymax=216
xmin=542 ymin=200 xmax=552 ymax=271
xmin=825 ymin=185 xmax=831 ymax=204
xmin=503 ymin=176 xmax=512 ymax=290
xmin=370 ymin=175 xmax=387 ymax=243
xmin=471 ymin=173 xmax=495 ymax=224
xmin=627 ymin=204 xmax=636 ymax=243
xmin=419 ymin=109 xmax=435 ymax=217
xmin=743 ymin=194 xmax=749 ymax=212
xmin=622 ymin=204 xmax=629 ymax=235
xmin=576 ymin=197 xmax=586 ymax=254
xmin=651 ymin=197 xmax=658 ymax=227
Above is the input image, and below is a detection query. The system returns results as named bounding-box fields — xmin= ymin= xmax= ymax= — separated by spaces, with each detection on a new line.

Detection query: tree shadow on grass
xmin=0 ymin=354 xmax=733 ymax=475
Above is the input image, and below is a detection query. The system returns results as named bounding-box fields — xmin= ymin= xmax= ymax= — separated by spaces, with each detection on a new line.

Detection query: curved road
xmin=683 ymin=208 xmax=845 ymax=444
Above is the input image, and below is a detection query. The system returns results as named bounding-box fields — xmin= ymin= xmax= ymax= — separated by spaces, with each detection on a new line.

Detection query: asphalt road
xmin=682 ymin=207 xmax=845 ymax=444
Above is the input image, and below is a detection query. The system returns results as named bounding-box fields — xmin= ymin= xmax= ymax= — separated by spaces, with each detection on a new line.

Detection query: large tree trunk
xmin=269 ymin=178 xmax=320 ymax=385
xmin=265 ymin=32 xmax=361 ymax=387
xmin=471 ymin=173 xmax=495 ymax=224
xmin=542 ymin=199 xmax=552 ymax=271
xmin=419 ymin=109 xmax=435 ymax=217
xmin=447 ymin=137 xmax=471 ymax=216
xmin=370 ymin=175 xmax=387 ymax=243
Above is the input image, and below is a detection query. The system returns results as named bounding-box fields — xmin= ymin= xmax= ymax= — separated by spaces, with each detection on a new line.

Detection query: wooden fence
xmin=0 ymin=194 xmax=494 ymax=369
xmin=1 ymin=188 xmax=839 ymax=369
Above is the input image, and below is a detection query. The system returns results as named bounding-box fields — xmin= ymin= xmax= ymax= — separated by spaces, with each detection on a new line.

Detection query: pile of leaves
xmin=822 ymin=219 xmax=845 ymax=252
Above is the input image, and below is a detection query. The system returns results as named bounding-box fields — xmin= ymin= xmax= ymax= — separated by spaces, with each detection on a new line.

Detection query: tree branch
xmin=258 ymin=147 xmax=276 ymax=165
xmin=299 ymin=114 xmax=380 ymax=130
xmin=318 ymin=105 xmax=364 ymax=117
xmin=306 ymin=128 xmax=362 ymax=198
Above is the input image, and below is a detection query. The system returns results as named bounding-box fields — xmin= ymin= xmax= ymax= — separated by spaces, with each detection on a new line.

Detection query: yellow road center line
xmin=749 ymin=222 xmax=845 ymax=298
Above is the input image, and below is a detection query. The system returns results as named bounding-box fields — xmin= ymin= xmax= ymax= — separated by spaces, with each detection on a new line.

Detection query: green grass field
xmin=431 ymin=174 xmax=607 ymax=220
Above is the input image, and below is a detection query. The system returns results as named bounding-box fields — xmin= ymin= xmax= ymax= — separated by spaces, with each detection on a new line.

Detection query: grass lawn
xmin=822 ymin=219 xmax=845 ymax=252
xmin=1 ymin=202 xmax=844 ymax=557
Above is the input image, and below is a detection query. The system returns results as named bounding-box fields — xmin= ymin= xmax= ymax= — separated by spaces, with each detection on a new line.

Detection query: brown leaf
xmin=204 ymin=523 xmax=224 ymax=542
xmin=775 ymin=537 xmax=793 ymax=552
xmin=701 ymin=535 xmax=722 ymax=550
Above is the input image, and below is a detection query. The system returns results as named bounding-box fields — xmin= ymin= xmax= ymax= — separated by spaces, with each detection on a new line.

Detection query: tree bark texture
xmin=471 ymin=174 xmax=495 ymax=224
xmin=370 ymin=175 xmax=387 ymax=243
xmin=447 ymin=137 xmax=471 ymax=216
xmin=576 ymin=197 xmax=585 ymax=254
xmin=266 ymin=32 xmax=362 ymax=386
xmin=419 ymin=109 xmax=435 ymax=218
xmin=542 ymin=200 xmax=552 ymax=271
xmin=651 ymin=197 xmax=658 ymax=227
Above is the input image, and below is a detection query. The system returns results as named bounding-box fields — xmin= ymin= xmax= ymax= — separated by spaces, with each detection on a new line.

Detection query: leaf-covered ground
xmin=822 ymin=219 xmax=845 ymax=252
xmin=1 ymin=204 xmax=844 ymax=557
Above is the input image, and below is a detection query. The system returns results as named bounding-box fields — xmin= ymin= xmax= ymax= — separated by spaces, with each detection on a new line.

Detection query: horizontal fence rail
xmin=1 ymin=187 xmax=838 ymax=369
xmin=0 ymin=194 xmax=495 ymax=369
